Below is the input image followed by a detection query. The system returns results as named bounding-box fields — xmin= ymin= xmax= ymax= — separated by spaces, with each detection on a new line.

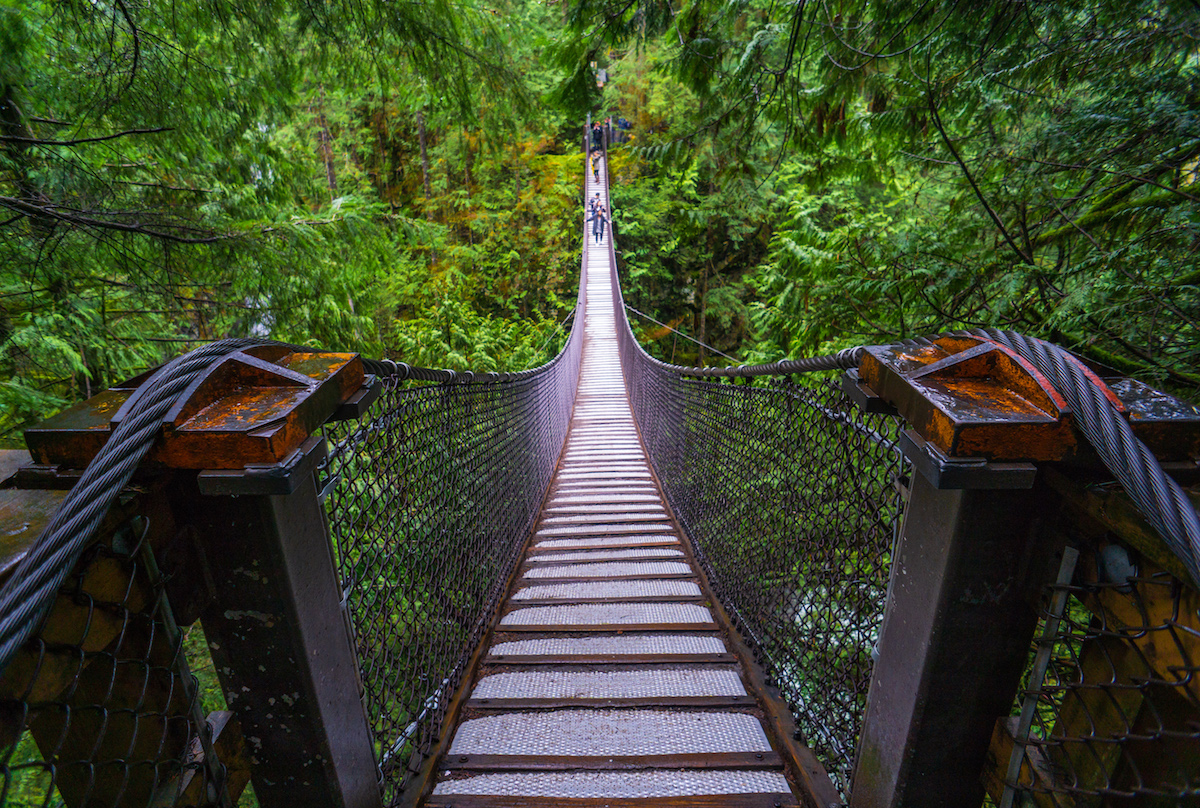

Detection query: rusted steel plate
xmin=0 ymin=486 xmax=66 ymax=585
xmin=25 ymin=347 xmax=364 ymax=469
xmin=1104 ymin=376 xmax=1200 ymax=461
xmin=860 ymin=336 xmax=1075 ymax=461
xmin=443 ymin=752 xmax=783 ymax=771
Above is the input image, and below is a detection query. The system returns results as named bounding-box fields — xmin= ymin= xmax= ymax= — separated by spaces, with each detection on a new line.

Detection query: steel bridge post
xmin=845 ymin=337 xmax=1088 ymax=808
xmin=179 ymin=438 xmax=381 ymax=808
xmin=23 ymin=346 xmax=384 ymax=808
xmin=851 ymin=462 xmax=1050 ymax=808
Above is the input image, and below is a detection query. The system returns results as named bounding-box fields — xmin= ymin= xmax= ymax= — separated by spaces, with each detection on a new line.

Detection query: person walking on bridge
xmin=588 ymin=205 xmax=608 ymax=244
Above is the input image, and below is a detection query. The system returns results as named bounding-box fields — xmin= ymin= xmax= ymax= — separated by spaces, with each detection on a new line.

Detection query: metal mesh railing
xmin=1000 ymin=541 xmax=1200 ymax=804
xmin=604 ymin=237 xmax=905 ymax=795
xmin=0 ymin=509 xmax=233 ymax=808
xmin=320 ymin=267 xmax=586 ymax=803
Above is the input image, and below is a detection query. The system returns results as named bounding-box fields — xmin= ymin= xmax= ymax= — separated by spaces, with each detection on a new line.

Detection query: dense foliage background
xmin=2 ymin=0 xmax=1196 ymax=444
xmin=585 ymin=0 xmax=1200 ymax=395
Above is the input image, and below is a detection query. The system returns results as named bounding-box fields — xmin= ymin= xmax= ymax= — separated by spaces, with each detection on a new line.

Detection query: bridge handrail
xmin=603 ymin=152 xmax=904 ymax=799
xmin=0 ymin=144 xmax=590 ymax=806
xmin=601 ymin=135 xmax=1200 ymax=805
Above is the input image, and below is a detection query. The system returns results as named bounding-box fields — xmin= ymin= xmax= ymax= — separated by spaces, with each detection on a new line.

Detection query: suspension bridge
xmin=0 ymin=127 xmax=1198 ymax=808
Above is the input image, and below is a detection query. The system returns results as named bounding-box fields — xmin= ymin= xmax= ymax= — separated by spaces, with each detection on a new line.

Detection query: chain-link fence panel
xmin=603 ymin=250 xmax=905 ymax=796
xmin=0 ymin=497 xmax=238 ymax=808
xmin=1000 ymin=540 xmax=1200 ymax=805
xmin=321 ymin=307 xmax=584 ymax=804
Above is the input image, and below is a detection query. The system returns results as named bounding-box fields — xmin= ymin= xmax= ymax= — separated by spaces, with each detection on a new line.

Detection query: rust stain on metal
xmin=860 ymin=336 xmax=1074 ymax=461
xmin=861 ymin=335 xmax=1200 ymax=463
xmin=24 ymin=347 xmax=365 ymax=470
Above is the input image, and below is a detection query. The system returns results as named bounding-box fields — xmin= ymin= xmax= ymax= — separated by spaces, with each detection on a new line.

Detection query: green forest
xmin=2 ymin=0 xmax=1197 ymax=441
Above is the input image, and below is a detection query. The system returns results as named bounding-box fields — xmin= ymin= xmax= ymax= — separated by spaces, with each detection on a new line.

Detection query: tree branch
xmin=0 ymin=127 xmax=171 ymax=146
xmin=0 ymin=196 xmax=225 ymax=244
xmin=926 ymin=90 xmax=1034 ymax=265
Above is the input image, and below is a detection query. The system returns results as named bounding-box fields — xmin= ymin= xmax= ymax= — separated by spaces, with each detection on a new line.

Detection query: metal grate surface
xmin=500 ymin=603 xmax=713 ymax=626
xmin=524 ymin=561 xmax=692 ymax=579
xmin=534 ymin=523 xmax=676 ymax=538
xmin=540 ymin=513 xmax=668 ymax=525
xmin=432 ymin=770 xmax=792 ymax=797
xmin=512 ymin=580 xmax=702 ymax=600
xmin=529 ymin=548 xmax=684 ymax=563
xmin=532 ymin=535 xmax=679 ymax=549
xmin=490 ymin=635 xmax=727 ymax=657
xmin=448 ymin=710 xmax=771 ymax=755
xmin=470 ymin=667 xmax=746 ymax=699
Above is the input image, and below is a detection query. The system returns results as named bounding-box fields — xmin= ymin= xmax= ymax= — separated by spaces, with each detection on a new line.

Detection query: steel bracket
xmin=329 ymin=374 xmax=383 ymax=422
xmin=197 ymin=436 xmax=328 ymax=497
xmin=899 ymin=430 xmax=1037 ymax=490
xmin=841 ymin=369 xmax=898 ymax=416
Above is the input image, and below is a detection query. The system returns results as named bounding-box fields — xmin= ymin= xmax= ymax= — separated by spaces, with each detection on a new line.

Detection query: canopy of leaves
xmin=581 ymin=0 xmax=1200 ymax=396
xmin=0 ymin=0 xmax=583 ymax=442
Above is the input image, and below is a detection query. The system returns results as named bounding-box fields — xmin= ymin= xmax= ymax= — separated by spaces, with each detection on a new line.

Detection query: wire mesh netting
xmin=1001 ymin=542 xmax=1200 ymax=805
xmin=606 ymin=253 xmax=906 ymax=796
xmin=0 ymin=505 xmax=236 ymax=808
xmin=320 ymin=288 xmax=584 ymax=804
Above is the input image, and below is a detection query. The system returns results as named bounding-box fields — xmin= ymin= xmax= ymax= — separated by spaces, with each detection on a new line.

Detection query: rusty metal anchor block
xmin=3 ymin=346 xmax=382 ymax=808
xmin=24 ymin=345 xmax=366 ymax=472
xmin=846 ymin=335 xmax=1200 ymax=808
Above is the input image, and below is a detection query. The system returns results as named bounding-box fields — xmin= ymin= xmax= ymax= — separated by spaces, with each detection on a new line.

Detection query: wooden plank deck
xmin=426 ymin=154 xmax=802 ymax=807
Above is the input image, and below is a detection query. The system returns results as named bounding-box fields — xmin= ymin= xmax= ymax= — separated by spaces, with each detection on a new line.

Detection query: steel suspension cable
xmin=0 ymin=337 xmax=279 ymax=670
xmin=967 ymin=328 xmax=1200 ymax=588
xmin=0 ymin=339 xmax=569 ymax=673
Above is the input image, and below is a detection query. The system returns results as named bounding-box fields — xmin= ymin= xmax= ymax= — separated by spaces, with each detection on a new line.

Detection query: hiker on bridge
xmin=588 ymin=205 xmax=607 ymax=243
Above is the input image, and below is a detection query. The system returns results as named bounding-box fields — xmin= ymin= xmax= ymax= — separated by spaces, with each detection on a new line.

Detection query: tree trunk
xmin=417 ymin=108 xmax=437 ymax=265
xmin=315 ymin=86 xmax=338 ymax=202
xmin=417 ymin=108 xmax=432 ymax=204
xmin=698 ymin=258 xmax=709 ymax=368
xmin=463 ymin=130 xmax=474 ymax=198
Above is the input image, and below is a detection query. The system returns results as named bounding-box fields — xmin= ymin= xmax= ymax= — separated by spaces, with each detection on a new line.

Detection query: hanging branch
xmin=0 ymin=127 xmax=172 ymax=146
xmin=925 ymin=89 xmax=1035 ymax=266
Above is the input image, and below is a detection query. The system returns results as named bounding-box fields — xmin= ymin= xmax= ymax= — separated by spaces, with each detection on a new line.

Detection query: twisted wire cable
xmin=967 ymin=328 xmax=1200 ymax=588
xmin=0 ymin=338 xmax=281 ymax=670
xmin=0 ymin=328 xmax=583 ymax=673
xmin=638 ymin=344 xmax=865 ymax=379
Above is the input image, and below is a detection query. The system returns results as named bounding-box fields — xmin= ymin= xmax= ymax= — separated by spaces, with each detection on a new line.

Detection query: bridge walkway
xmin=424 ymin=159 xmax=801 ymax=807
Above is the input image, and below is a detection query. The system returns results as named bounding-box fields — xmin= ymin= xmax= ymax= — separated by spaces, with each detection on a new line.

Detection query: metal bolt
xmin=755 ymin=753 xmax=763 ymax=760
